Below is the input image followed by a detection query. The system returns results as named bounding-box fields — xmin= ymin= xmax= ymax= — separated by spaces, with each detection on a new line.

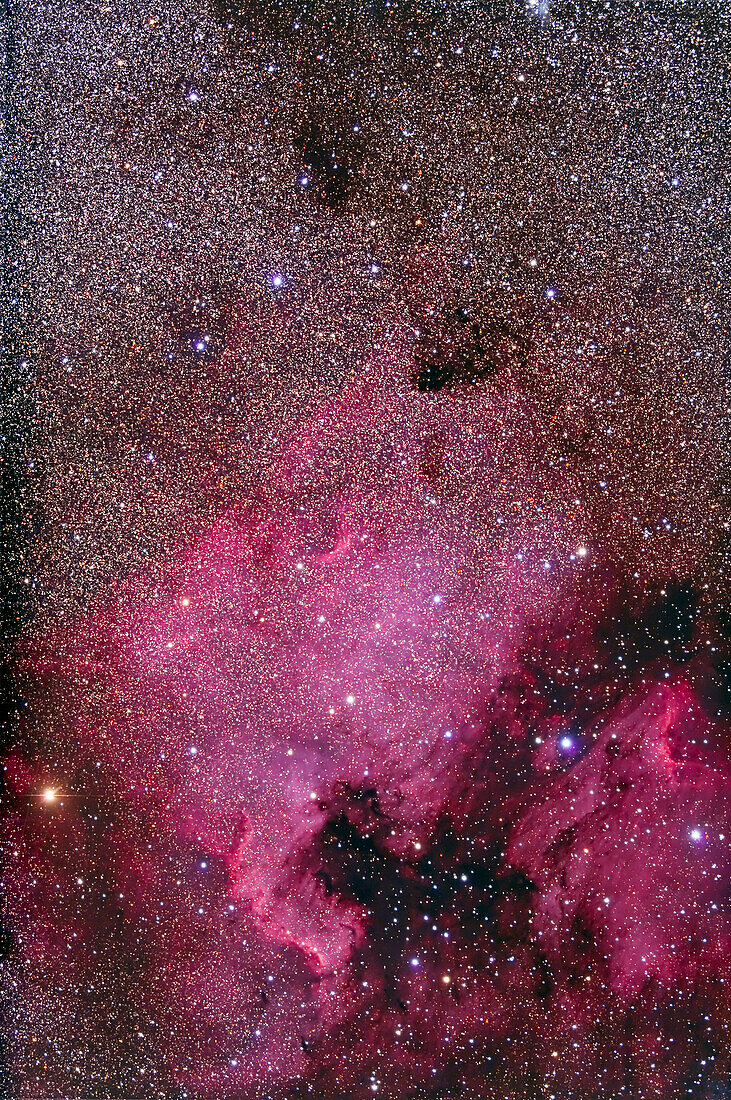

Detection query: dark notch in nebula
xmin=413 ymin=307 xmax=531 ymax=392
xmin=294 ymin=122 xmax=366 ymax=210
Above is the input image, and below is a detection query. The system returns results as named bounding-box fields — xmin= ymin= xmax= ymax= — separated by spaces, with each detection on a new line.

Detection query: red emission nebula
xmin=6 ymin=349 xmax=731 ymax=1098
xmin=3 ymin=1 xmax=731 ymax=1099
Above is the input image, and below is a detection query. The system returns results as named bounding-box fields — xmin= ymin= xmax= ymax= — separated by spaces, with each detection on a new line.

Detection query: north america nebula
xmin=3 ymin=0 xmax=731 ymax=1097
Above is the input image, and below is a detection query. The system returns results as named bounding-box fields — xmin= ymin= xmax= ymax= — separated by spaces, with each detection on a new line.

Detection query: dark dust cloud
xmin=3 ymin=0 xmax=731 ymax=1097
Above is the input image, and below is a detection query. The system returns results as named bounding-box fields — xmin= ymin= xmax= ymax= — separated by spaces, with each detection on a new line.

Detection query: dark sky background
xmin=2 ymin=1 xmax=731 ymax=1097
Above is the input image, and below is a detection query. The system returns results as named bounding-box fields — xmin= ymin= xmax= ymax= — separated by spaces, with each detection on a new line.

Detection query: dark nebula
xmin=3 ymin=0 xmax=731 ymax=1098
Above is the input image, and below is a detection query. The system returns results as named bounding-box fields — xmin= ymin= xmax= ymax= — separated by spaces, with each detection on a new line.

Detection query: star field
xmin=3 ymin=1 xmax=731 ymax=1098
